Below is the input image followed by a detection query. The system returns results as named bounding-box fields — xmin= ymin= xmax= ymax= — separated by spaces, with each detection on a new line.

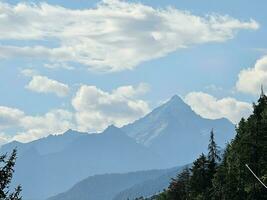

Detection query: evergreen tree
xmin=0 ymin=149 xmax=22 ymax=200
xmin=168 ymin=167 xmax=190 ymax=200
xmin=207 ymin=129 xmax=220 ymax=198
xmin=189 ymin=154 xmax=209 ymax=199
xmin=208 ymin=129 xmax=220 ymax=166
xmin=212 ymin=92 xmax=267 ymax=199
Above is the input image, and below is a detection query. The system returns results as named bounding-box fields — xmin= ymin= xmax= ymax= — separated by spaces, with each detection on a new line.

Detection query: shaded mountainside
xmin=0 ymin=126 xmax=163 ymax=200
xmin=0 ymin=129 xmax=84 ymax=155
xmin=122 ymin=95 xmax=235 ymax=165
xmin=113 ymin=165 xmax=190 ymax=200
xmin=48 ymin=166 xmax=187 ymax=200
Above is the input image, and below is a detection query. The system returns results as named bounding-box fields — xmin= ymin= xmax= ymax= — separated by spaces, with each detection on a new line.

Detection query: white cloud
xmin=0 ymin=133 xmax=9 ymax=146
xmin=184 ymin=92 xmax=252 ymax=123
xmin=26 ymin=75 xmax=70 ymax=97
xmin=0 ymin=106 xmax=74 ymax=144
xmin=0 ymin=1 xmax=259 ymax=72
xmin=44 ymin=62 xmax=74 ymax=70
xmin=13 ymin=109 xmax=74 ymax=142
xmin=236 ymin=55 xmax=267 ymax=95
xmin=72 ymin=83 xmax=150 ymax=131
xmin=0 ymin=83 xmax=150 ymax=143
xmin=0 ymin=106 xmax=25 ymax=130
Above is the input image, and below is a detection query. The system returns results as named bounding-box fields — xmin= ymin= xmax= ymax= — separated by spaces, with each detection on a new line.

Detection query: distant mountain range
xmin=112 ymin=165 xmax=190 ymax=200
xmin=48 ymin=166 xmax=186 ymax=200
xmin=1 ymin=126 xmax=162 ymax=200
xmin=0 ymin=95 xmax=235 ymax=200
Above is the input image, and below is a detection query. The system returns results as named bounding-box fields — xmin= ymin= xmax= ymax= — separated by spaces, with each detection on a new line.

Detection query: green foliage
xmin=211 ymin=94 xmax=267 ymax=199
xmin=189 ymin=154 xmax=210 ymax=199
xmin=151 ymin=94 xmax=267 ymax=200
xmin=0 ymin=149 xmax=22 ymax=200
xmin=168 ymin=167 xmax=190 ymax=200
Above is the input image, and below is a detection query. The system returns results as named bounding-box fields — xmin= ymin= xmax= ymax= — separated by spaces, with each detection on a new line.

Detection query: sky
xmin=0 ymin=0 xmax=267 ymax=144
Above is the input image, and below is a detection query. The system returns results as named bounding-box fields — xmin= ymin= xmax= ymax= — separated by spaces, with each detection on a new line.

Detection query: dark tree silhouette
xmin=168 ymin=167 xmax=190 ymax=200
xmin=207 ymin=129 xmax=221 ymax=198
xmin=189 ymin=154 xmax=210 ymax=199
xmin=208 ymin=129 xmax=221 ymax=164
xmin=0 ymin=149 xmax=22 ymax=200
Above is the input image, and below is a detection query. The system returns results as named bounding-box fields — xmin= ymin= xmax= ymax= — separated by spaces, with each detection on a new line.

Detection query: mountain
xmin=48 ymin=165 xmax=187 ymax=200
xmin=1 ymin=95 xmax=235 ymax=200
xmin=122 ymin=95 xmax=235 ymax=165
xmin=0 ymin=129 xmax=84 ymax=155
xmin=0 ymin=126 xmax=163 ymax=200
xmin=47 ymin=168 xmax=169 ymax=200
xmin=113 ymin=165 xmax=190 ymax=200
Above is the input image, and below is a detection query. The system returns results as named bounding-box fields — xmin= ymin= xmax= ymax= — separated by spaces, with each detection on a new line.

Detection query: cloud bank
xmin=0 ymin=106 xmax=24 ymax=130
xmin=185 ymin=92 xmax=252 ymax=123
xmin=236 ymin=55 xmax=267 ymax=95
xmin=0 ymin=83 xmax=150 ymax=143
xmin=0 ymin=0 xmax=259 ymax=72
xmin=0 ymin=106 xmax=75 ymax=143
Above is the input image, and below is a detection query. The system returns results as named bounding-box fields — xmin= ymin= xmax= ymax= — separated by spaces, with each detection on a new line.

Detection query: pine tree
xmin=208 ymin=129 xmax=221 ymax=165
xmin=0 ymin=149 xmax=22 ymax=200
xmin=247 ymin=92 xmax=267 ymax=199
xmin=207 ymin=129 xmax=220 ymax=198
xmin=168 ymin=167 xmax=190 ymax=200
xmin=207 ymin=129 xmax=220 ymax=179
xmin=212 ymin=91 xmax=267 ymax=199
xmin=190 ymin=154 xmax=210 ymax=199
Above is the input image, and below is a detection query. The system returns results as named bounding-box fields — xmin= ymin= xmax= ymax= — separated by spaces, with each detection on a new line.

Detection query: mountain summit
xmin=122 ymin=95 xmax=234 ymax=165
xmin=166 ymin=94 xmax=184 ymax=105
xmin=155 ymin=95 xmax=201 ymax=120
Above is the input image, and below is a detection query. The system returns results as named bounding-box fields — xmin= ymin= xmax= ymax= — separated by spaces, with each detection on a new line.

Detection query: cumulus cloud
xmin=236 ymin=55 xmax=267 ymax=95
xmin=26 ymin=75 xmax=69 ymax=97
xmin=0 ymin=0 xmax=259 ymax=72
xmin=72 ymin=83 xmax=150 ymax=131
xmin=0 ymin=106 xmax=25 ymax=130
xmin=0 ymin=83 xmax=150 ymax=143
xmin=0 ymin=133 xmax=9 ymax=146
xmin=184 ymin=92 xmax=253 ymax=123
xmin=13 ymin=109 xmax=75 ymax=142
xmin=0 ymin=106 xmax=74 ymax=143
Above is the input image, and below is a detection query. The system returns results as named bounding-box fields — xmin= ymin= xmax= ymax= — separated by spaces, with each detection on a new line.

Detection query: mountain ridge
xmin=48 ymin=165 xmax=186 ymax=200
xmin=0 ymin=95 xmax=235 ymax=200
xmin=122 ymin=95 xmax=234 ymax=165
xmin=1 ymin=126 xmax=163 ymax=200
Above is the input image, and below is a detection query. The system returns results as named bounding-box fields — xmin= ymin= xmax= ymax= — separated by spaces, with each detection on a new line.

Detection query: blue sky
xmin=0 ymin=0 xmax=266 ymax=144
